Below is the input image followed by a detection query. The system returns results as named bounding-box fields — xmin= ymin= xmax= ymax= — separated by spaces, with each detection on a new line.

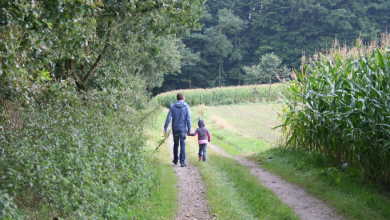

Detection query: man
xmin=164 ymin=92 xmax=191 ymax=167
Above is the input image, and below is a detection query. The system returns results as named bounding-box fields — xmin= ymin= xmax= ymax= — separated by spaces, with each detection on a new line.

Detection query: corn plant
xmin=279 ymin=45 xmax=390 ymax=184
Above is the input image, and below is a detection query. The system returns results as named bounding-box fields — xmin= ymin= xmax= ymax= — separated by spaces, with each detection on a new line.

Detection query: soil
xmin=168 ymin=136 xmax=213 ymax=220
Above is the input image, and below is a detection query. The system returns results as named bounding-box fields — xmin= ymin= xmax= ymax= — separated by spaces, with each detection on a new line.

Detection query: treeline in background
xmin=156 ymin=0 xmax=390 ymax=94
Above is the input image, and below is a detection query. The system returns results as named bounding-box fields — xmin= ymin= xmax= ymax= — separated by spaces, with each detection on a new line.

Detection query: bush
xmin=0 ymin=81 xmax=154 ymax=219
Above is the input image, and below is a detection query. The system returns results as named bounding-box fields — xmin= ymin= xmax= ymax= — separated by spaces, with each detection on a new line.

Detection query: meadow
xmin=192 ymin=103 xmax=390 ymax=219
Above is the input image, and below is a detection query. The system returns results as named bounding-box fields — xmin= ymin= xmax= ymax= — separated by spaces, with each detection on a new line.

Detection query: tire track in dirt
xmin=208 ymin=142 xmax=343 ymax=220
xmin=168 ymin=135 xmax=213 ymax=220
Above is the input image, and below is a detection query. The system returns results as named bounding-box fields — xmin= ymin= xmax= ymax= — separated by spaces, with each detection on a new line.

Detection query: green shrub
xmin=0 ymin=82 xmax=154 ymax=219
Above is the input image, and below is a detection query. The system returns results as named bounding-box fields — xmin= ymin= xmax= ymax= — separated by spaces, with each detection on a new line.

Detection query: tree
xmin=217 ymin=8 xmax=248 ymax=85
xmin=178 ymin=45 xmax=201 ymax=89
xmin=137 ymin=35 xmax=183 ymax=95
xmin=0 ymin=0 xmax=205 ymax=100
xmin=243 ymin=53 xmax=281 ymax=99
xmin=204 ymin=27 xmax=233 ymax=87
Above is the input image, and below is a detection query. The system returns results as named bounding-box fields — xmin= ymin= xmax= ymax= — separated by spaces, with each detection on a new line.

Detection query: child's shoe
xmin=199 ymin=156 xmax=202 ymax=161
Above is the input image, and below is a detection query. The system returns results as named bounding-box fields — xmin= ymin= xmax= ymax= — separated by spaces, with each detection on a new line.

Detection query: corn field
xmin=280 ymin=42 xmax=390 ymax=184
xmin=153 ymin=84 xmax=285 ymax=108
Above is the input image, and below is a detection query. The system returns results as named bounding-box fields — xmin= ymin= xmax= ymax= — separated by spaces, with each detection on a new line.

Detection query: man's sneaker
xmin=172 ymin=160 xmax=178 ymax=165
xmin=180 ymin=163 xmax=187 ymax=167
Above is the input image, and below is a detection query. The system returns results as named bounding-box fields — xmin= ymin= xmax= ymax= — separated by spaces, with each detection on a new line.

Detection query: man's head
xmin=177 ymin=92 xmax=185 ymax=101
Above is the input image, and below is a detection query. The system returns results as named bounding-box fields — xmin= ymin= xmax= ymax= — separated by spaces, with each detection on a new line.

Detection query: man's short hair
xmin=177 ymin=93 xmax=185 ymax=100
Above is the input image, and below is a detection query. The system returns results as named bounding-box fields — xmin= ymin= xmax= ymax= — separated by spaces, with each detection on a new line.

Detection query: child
xmin=188 ymin=119 xmax=211 ymax=162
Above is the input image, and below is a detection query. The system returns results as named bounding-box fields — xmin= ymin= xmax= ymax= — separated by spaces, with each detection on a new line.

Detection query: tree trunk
xmin=147 ymin=85 xmax=153 ymax=98
xmin=0 ymin=99 xmax=23 ymax=130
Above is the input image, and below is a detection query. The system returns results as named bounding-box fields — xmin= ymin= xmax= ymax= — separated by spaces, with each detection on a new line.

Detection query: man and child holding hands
xmin=164 ymin=93 xmax=211 ymax=167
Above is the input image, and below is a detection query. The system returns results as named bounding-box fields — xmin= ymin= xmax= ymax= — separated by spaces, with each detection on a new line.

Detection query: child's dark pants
xmin=198 ymin=144 xmax=207 ymax=161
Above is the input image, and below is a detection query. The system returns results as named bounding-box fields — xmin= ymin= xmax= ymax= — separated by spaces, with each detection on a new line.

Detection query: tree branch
xmin=80 ymin=22 xmax=126 ymax=87
xmin=70 ymin=60 xmax=83 ymax=89
xmin=81 ymin=44 xmax=108 ymax=85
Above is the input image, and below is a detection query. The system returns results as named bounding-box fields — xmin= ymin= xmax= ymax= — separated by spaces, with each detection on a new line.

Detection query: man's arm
xmin=186 ymin=106 xmax=191 ymax=132
xmin=164 ymin=107 xmax=173 ymax=132
xmin=188 ymin=129 xmax=198 ymax=136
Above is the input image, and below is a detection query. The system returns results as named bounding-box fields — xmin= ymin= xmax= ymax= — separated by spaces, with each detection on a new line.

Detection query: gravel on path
xmin=168 ymin=136 xmax=213 ymax=220
xmin=208 ymin=143 xmax=343 ymax=220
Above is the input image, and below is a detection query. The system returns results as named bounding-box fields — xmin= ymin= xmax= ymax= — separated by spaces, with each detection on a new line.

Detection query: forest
xmin=157 ymin=0 xmax=390 ymax=93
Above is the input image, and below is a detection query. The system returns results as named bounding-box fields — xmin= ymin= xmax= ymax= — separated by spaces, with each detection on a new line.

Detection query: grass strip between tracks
xmin=186 ymin=139 xmax=299 ymax=220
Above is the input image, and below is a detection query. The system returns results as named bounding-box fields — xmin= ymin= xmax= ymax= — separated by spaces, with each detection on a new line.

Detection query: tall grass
xmin=153 ymin=84 xmax=284 ymax=108
xmin=280 ymin=35 xmax=390 ymax=184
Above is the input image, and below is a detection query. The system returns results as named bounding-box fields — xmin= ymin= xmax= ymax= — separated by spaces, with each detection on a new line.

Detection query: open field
xmin=190 ymin=103 xmax=390 ymax=220
xmin=205 ymin=103 xmax=282 ymax=145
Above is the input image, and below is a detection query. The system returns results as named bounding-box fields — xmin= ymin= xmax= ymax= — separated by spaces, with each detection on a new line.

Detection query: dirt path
xmin=208 ymin=143 xmax=343 ymax=220
xmin=168 ymin=135 xmax=213 ymax=220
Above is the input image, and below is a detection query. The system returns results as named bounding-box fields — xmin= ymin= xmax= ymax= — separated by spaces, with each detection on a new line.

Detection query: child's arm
xmin=188 ymin=129 xmax=198 ymax=136
xmin=207 ymin=131 xmax=211 ymax=142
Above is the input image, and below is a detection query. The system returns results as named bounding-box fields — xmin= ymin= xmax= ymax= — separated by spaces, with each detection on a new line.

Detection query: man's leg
xmin=179 ymin=132 xmax=187 ymax=165
xmin=173 ymin=133 xmax=180 ymax=164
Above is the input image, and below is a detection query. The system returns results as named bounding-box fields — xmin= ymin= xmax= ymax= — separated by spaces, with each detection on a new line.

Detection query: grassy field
xmin=205 ymin=103 xmax=282 ymax=145
xmin=195 ymin=103 xmax=390 ymax=220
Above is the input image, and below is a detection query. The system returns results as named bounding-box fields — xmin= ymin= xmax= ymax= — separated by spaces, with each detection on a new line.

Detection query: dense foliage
xmin=279 ymin=36 xmax=390 ymax=184
xmin=0 ymin=0 xmax=204 ymax=97
xmin=1 ymin=82 xmax=157 ymax=219
xmin=0 ymin=0 xmax=204 ymax=218
xmin=157 ymin=0 xmax=390 ymax=93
